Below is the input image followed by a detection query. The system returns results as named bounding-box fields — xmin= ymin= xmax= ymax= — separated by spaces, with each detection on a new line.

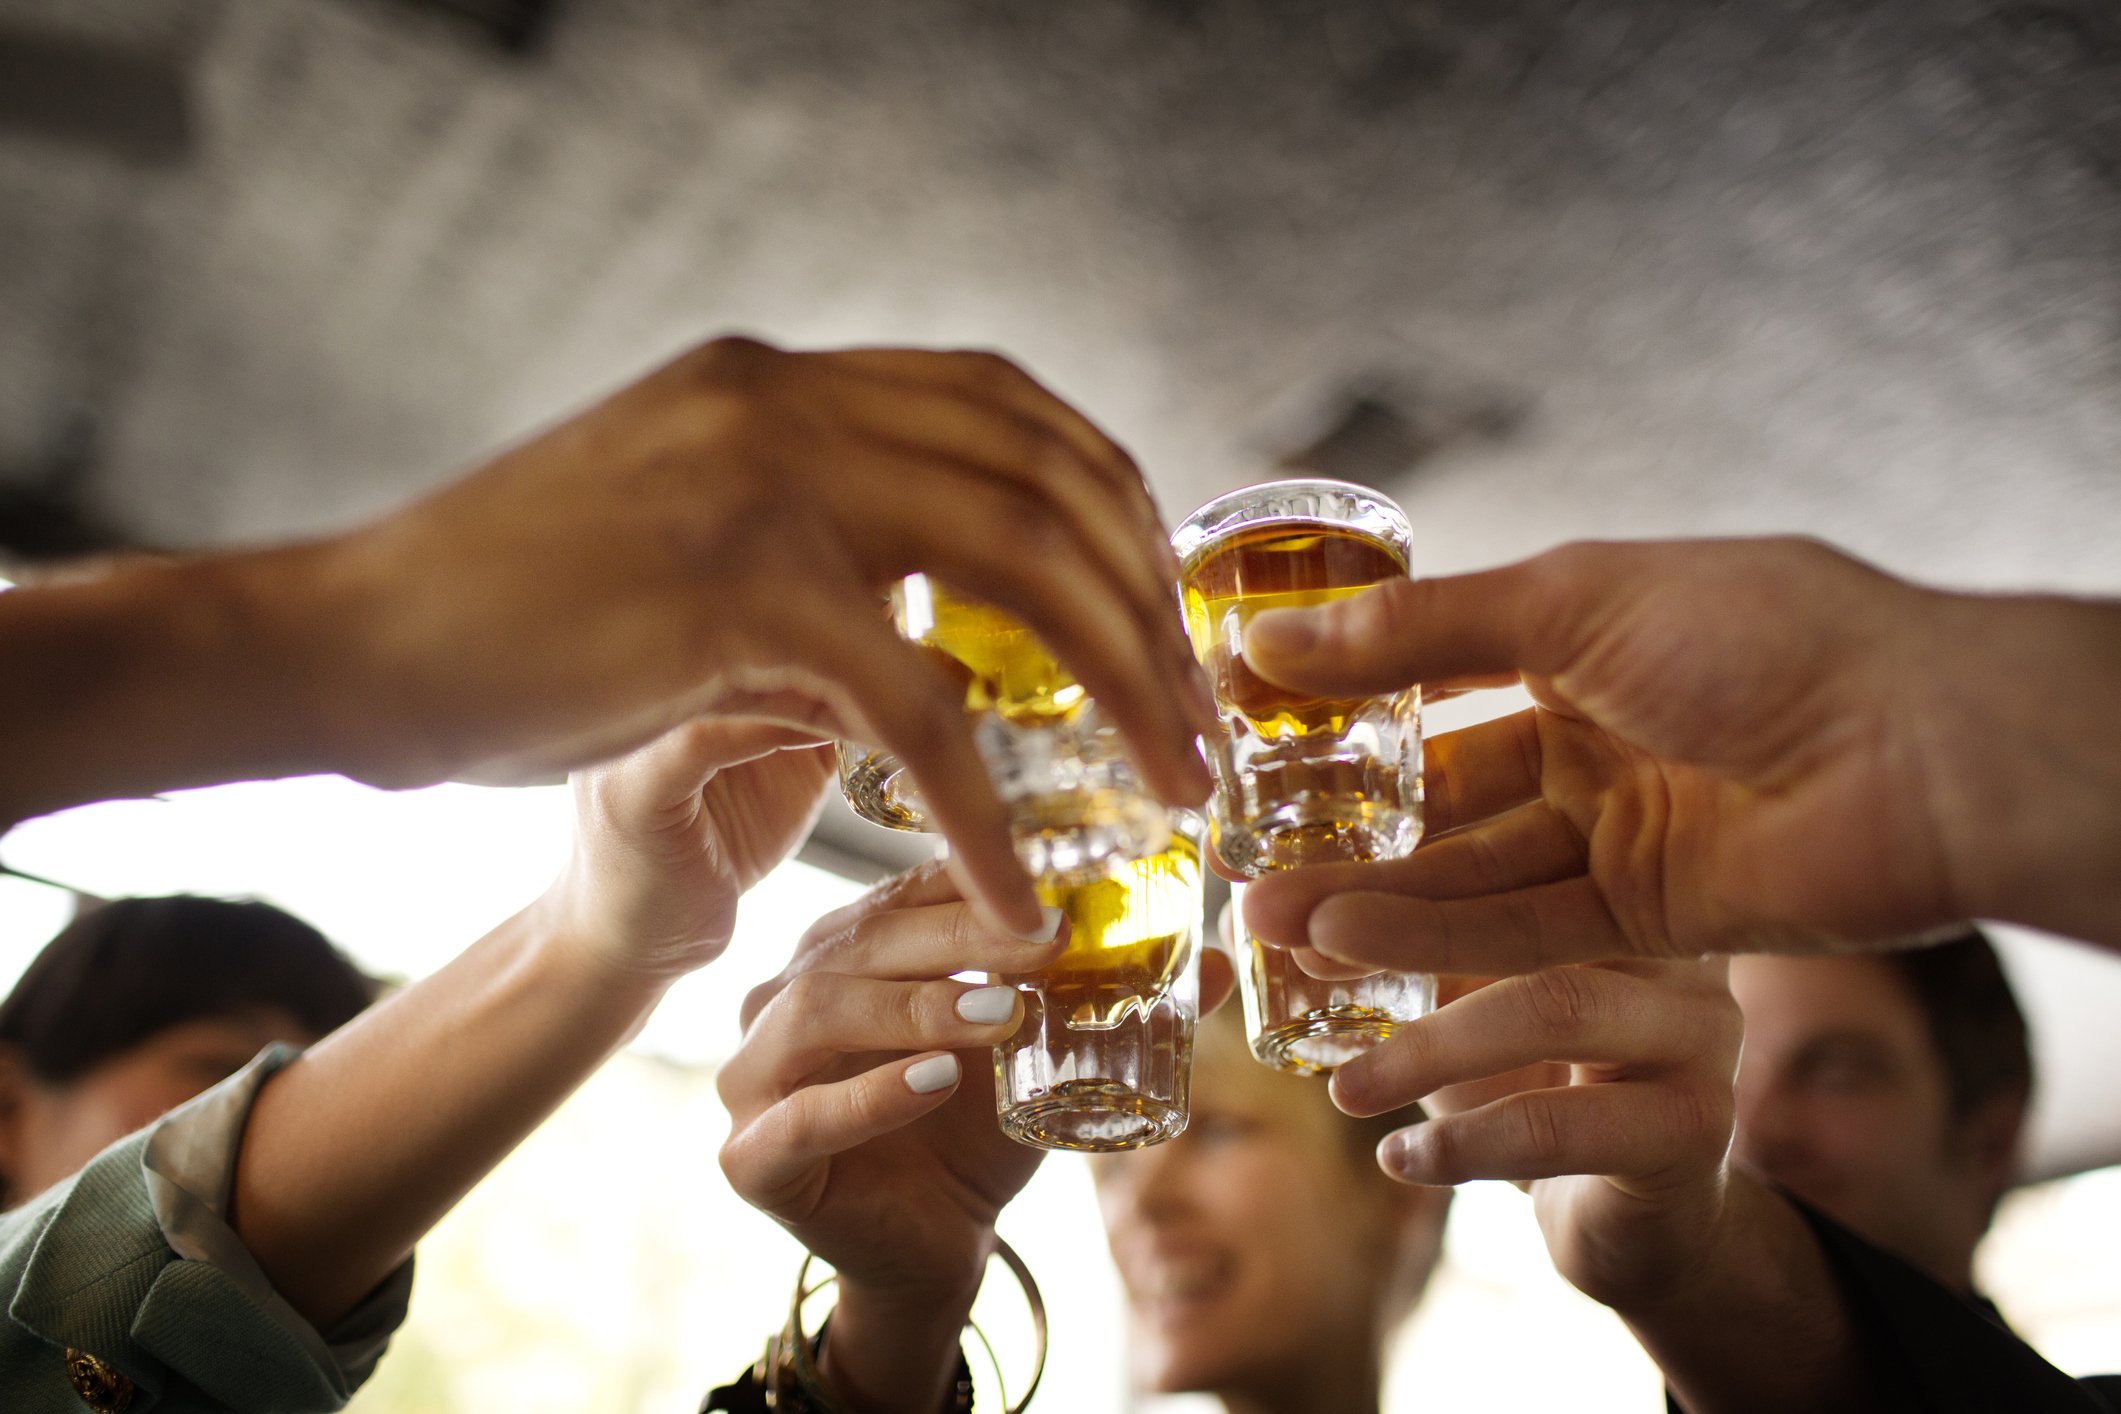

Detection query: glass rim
xmin=1169 ymin=477 xmax=1411 ymax=572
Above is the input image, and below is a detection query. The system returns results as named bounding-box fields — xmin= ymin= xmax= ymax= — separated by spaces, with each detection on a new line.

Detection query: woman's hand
xmin=717 ymin=862 xmax=1068 ymax=1414
xmin=543 ymin=718 xmax=834 ymax=982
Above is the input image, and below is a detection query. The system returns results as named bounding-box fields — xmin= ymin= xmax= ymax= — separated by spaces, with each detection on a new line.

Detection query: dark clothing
xmin=1669 ymin=1199 xmax=2118 ymax=1413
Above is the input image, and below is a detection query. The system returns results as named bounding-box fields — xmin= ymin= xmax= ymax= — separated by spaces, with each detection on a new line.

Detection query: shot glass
xmin=834 ymin=743 xmax=928 ymax=832
xmin=885 ymin=573 xmax=1169 ymax=883
xmin=1174 ymin=478 xmax=1432 ymax=1072
xmin=1229 ymin=881 xmax=1436 ymax=1075
xmin=993 ymin=812 xmax=1206 ymax=1151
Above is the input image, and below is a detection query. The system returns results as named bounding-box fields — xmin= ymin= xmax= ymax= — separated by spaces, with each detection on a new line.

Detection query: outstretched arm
xmin=0 ymin=338 xmax=1215 ymax=937
xmin=228 ymin=718 xmax=832 ymax=1326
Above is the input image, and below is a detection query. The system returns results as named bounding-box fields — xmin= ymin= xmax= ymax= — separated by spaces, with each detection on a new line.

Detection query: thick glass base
xmin=1234 ymin=913 xmax=1436 ymax=1077
xmin=834 ymin=744 xmax=929 ymax=832
xmin=1249 ymin=1007 xmax=1403 ymax=1075
xmin=998 ymin=1081 xmax=1189 ymax=1152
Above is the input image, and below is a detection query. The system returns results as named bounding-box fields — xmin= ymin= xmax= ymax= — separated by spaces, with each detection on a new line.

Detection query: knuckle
xmin=905 ymin=981 xmax=955 ymax=1037
xmin=764 ymin=1094 xmax=818 ymax=1158
xmin=830 ymin=1074 xmax=889 ymax=1138
xmin=775 ymin=971 xmax=829 ymax=1021
xmin=953 ymin=347 xmax=1030 ymax=395
xmin=715 ymin=1133 xmax=752 ymax=1189
xmin=1346 ymin=575 xmax=1425 ymax=645
xmin=738 ymin=975 xmax=788 ymax=1032
xmin=1519 ymin=965 xmax=1597 ymax=1037
xmin=1514 ymin=1093 xmax=1568 ymax=1163
xmin=684 ymin=333 xmax=779 ymax=386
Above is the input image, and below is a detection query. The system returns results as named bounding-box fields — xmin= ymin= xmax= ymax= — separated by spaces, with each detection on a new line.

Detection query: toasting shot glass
xmin=993 ymin=811 xmax=1206 ymax=1151
xmin=881 ymin=573 xmax=1169 ymax=883
xmin=1174 ymin=478 xmax=1432 ymax=1073
xmin=1229 ymin=881 xmax=1436 ymax=1075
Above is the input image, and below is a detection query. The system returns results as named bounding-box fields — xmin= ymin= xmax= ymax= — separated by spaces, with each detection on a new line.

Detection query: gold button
xmin=63 ymin=1349 xmax=135 ymax=1413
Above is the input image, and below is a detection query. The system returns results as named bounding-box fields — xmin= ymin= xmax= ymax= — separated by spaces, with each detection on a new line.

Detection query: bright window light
xmin=0 ymin=775 xmax=865 ymax=1069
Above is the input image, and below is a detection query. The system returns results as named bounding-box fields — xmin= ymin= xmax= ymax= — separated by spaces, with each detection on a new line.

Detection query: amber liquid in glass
xmin=1180 ymin=522 xmax=1405 ymax=737
xmin=897 ymin=580 xmax=1084 ymax=726
xmin=1003 ymin=829 xmax=1202 ymax=1027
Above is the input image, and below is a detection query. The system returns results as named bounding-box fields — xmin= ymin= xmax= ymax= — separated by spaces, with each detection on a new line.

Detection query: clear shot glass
xmin=1174 ymin=478 xmax=1432 ymax=1072
xmin=867 ymin=573 xmax=1168 ymax=883
xmin=1229 ymin=881 xmax=1436 ymax=1075
xmin=834 ymin=743 xmax=928 ymax=832
xmin=992 ymin=812 xmax=1205 ymax=1151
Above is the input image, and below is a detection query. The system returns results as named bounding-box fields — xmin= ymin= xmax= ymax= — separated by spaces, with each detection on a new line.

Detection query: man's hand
xmin=0 ymin=338 xmax=1215 ymax=939
xmin=1242 ymin=536 xmax=2121 ymax=968
xmin=1335 ymin=961 xmax=1881 ymax=1414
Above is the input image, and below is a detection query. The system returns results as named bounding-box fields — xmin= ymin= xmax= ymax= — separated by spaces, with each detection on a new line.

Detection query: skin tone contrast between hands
xmin=0 ymin=337 xmax=1214 ymax=938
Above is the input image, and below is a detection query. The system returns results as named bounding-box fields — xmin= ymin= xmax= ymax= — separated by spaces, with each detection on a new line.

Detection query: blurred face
xmin=1 ymin=1009 xmax=310 ymax=1206
xmin=1090 ymin=1024 xmax=1442 ymax=1400
xmin=1730 ymin=955 xmax=2002 ymax=1289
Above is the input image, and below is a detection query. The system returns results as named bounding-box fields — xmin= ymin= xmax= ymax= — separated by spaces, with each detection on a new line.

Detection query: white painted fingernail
xmin=956 ymin=985 xmax=1017 ymax=1025
xmin=904 ymin=1054 xmax=960 ymax=1095
xmin=1015 ymin=906 xmax=1066 ymax=945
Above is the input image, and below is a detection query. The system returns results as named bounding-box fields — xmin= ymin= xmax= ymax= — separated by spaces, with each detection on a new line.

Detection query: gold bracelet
xmin=761 ymin=1239 xmax=1048 ymax=1413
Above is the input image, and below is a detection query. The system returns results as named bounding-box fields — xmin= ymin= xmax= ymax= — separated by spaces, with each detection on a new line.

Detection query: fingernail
xmin=1014 ymin=905 xmax=1066 ymax=945
xmin=1246 ymin=606 xmax=1318 ymax=658
xmin=955 ymin=985 xmax=1018 ymax=1025
xmin=904 ymin=1054 xmax=960 ymax=1095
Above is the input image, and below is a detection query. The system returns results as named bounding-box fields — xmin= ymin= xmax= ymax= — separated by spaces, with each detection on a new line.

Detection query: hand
xmin=1242 ymin=536 xmax=2121 ymax=969
xmin=716 ymin=862 xmax=1067 ymax=1413
xmin=329 ymin=337 xmax=1214 ymax=935
xmin=1336 ymin=961 xmax=1881 ymax=1413
xmin=1330 ymin=960 xmax=1742 ymax=1308
xmin=544 ymin=717 xmax=836 ymax=981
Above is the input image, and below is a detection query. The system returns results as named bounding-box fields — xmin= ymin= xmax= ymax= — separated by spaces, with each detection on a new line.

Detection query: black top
xmin=1669 ymin=1198 xmax=2119 ymax=1413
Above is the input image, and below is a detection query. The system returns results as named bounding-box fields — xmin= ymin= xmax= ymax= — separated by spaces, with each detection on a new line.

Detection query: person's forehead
xmin=1730 ymin=954 xmax=1928 ymax=1048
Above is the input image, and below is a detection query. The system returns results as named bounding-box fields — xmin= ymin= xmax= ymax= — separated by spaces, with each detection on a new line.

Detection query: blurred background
xmin=1 ymin=0 xmax=2117 ymax=1408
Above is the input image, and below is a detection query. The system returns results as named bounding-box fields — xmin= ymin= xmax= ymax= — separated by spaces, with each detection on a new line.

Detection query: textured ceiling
xmin=1 ymin=0 xmax=2119 ymax=1176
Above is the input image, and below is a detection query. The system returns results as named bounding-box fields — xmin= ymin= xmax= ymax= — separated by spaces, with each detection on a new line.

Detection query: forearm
xmin=1918 ymin=591 xmax=2121 ymax=949
xmin=1616 ymin=1174 xmax=1885 ymax=1414
xmin=0 ymin=543 xmax=372 ymax=829
xmin=819 ymin=1270 xmax=984 ymax=1414
xmin=228 ymin=896 xmax=668 ymax=1326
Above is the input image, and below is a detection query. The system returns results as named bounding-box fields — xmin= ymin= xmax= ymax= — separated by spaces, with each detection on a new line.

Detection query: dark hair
xmin=0 ymin=895 xmax=375 ymax=1084
xmin=1882 ymin=927 xmax=2033 ymax=1119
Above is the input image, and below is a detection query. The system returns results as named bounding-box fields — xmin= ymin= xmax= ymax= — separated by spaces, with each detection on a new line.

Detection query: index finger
xmin=1240 ymin=549 xmax=1608 ymax=700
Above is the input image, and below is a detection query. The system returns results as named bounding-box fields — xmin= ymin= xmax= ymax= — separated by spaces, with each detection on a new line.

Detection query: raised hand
xmin=1335 ymin=961 xmax=1883 ymax=1413
xmin=1241 ymin=536 xmax=2121 ymax=971
xmin=0 ymin=338 xmax=1215 ymax=940
xmin=716 ymin=862 xmax=1066 ymax=1414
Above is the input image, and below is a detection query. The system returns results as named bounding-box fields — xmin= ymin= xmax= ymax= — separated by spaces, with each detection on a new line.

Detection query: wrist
xmin=1913 ymin=590 xmax=2121 ymax=945
xmin=515 ymin=887 xmax=678 ymax=1030
xmin=817 ymin=1269 xmax=985 ymax=1414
